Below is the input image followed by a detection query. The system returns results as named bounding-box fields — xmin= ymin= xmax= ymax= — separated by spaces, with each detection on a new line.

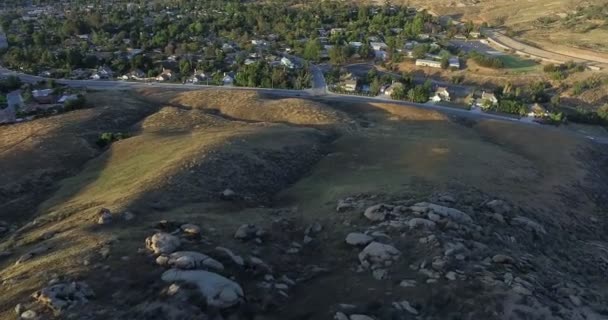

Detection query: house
xmin=187 ymin=72 xmax=208 ymax=84
xmin=449 ymin=57 xmax=461 ymax=69
xmin=480 ymin=91 xmax=498 ymax=107
xmin=384 ymin=82 xmax=404 ymax=96
xmin=58 ymin=94 xmax=78 ymax=104
xmin=342 ymin=79 xmax=357 ymax=92
xmin=90 ymin=66 xmax=113 ymax=80
xmin=251 ymin=39 xmax=268 ymax=46
xmin=370 ymin=42 xmax=388 ymax=51
xmin=418 ymin=33 xmax=430 ymax=40
xmin=416 ymin=59 xmax=442 ymax=68
xmin=244 ymin=58 xmax=257 ymax=65
xmin=222 ymin=43 xmax=235 ymax=52
xmin=280 ymin=57 xmax=296 ymax=69
xmin=7 ymin=90 xmax=23 ymax=109
xmin=430 ymin=87 xmax=451 ymax=102
xmin=404 ymin=41 xmax=418 ymax=50
xmin=469 ymin=31 xmax=481 ymax=38
xmin=222 ymin=73 xmax=234 ymax=86
xmin=330 ymin=28 xmax=345 ymax=35
xmin=77 ymin=34 xmax=90 ymax=41
xmin=32 ymin=89 xmax=55 ymax=104
xmin=349 ymin=42 xmax=363 ymax=49
xmin=156 ymin=68 xmax=175 ymax=82
xmin=528 ymin=103 xmax=549 ymax=117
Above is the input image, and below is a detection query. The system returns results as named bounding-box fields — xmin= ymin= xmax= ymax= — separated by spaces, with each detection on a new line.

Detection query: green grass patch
xmin=497 ymin=55 xmax=540 ymax=72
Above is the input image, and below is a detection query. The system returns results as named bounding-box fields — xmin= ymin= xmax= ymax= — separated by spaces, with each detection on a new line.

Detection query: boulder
xmin=407 ymin=218 xmax=436 ymax=229
xmin=97 ymin=208 xmax=112 ymax=225
xmin=363 ymin=204 xmax=394 ymax=222
xmin=20 ymin=310 xmax=37 ymax=319
xmin=413 ymin=202 xmax=472 ymax=224
xmin=492 ymin=254 xmax=514 ymax=264
xmin=345 ymin=233 xmax=374 ymax=246
xmin=512 ymin=216 xmax=546 ymax=235
xmin=392 ymin=300 xmax=418 ymax=315
xmin=145 ymin=233 xmax=180 ymax=255
xmin=234 ymin=224 xmax=265 ymax=241
xmin=161 ymin=269 xmax=244 ymax=308
xmin=220 ymin=188 xmax=237 ymax=200
xmin=358 ymin=242 xmax=401 ymax=269
xmin=350 ymin=315 xmax=375 ymax=320
xmin=336 ymin=198 xmax=355 ymax=212
xmin=157 ymin=251 xmax=224 ymax=270
xmin=215 ymin=247 xmax=244 ymax=266
xmin=334 ymin=312 xmax=349 ymax=320
xmin=32 ymin=281 xmax=94 ymax=312
xmin=486 ymin=199 xmax=511 ymax=214
xmin=180 ymin=224 xmax=201 ymax=236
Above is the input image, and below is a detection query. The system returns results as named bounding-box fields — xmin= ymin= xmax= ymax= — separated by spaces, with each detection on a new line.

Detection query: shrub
xmin=96 ymin=132 xmax=127 ymax=148
xmin=64 ymin=94 xmax=87 ymax=111
xmin=468 ymin=51 xmax=504 ymax=69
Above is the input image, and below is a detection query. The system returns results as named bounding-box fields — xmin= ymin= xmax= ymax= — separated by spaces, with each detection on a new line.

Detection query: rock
xmin=97 ymin=208 xmax=112 ymax=225
xmin=399 ymin=279 xmax=416 ymax=287
xmin=427 ymin=212 xmax=441 ymax=222
xmin=393 ymin=300 xmax=418 ymax=315
xmin=38 ymin=231 xmax=57 ymax=241
xmin=161 ymin=269 xmax=244 ymax=308
xmin=363 ymin=204 xmax=394 ymax=222
xmin=122 ymin=211 xmax=135 ymax=221
xmin=350 ymin=315 xmax=375 ymax=320
xmin=512 ymin=216 xmax=546 ymax=235
xmin=431 ymin=258 xmax=446 ymax=271
xmin=157 ymin=251 xmax=224 ymax=270
xmin=20 ymin=310 xmax=37 ymax=319
xmin=15 ymin=303 xmax=24 ymax=315
xmin=425 ymin=203 xmax=473 ymax=224
xmin=358 ymin=242 xmax=401 ymax=269
xmin=234 ymin=224 xmax=265 ymax=241
xmin=410 ymin=204 xmax=429 ymax=214
xmin=32 ymin=281 xmax=94 ymax=312
xmin=336 ymin=198 xmax=355 ymax=212
xmin=345 ymin=233 xmax=374 ymax=246
xmin=569 ymin=295 xmax=582 ymax=307
xmin=15 ymin=245 xmax=52 ymax=265
xmin=372 ymin=269 xmax=389 ymax=280
xmin=305 ymin=222 xmax=323 ymax=235
xmin=146 ymin=233 xmax=180 ymax=255
xmin=512 ymin=284 xmax=532 ymax=295
xmin=439 ymin=195 xmax=455 ymax=203
xmin=504 ymin=272 xmax=514 ymax=286
xmin=445 ymin=271 xmax=457 ymax=281
xmin=215 ymin=247 xmax=244 ymax=266
xmin=407 ymin=218 xmax=436 ymax=229
xmin=220 ymin=188 xmax=237 ymax=200
xmin=334 ymin=312 xmax=349 ymax=320
xmin=486 ymin=199 xmax=510 ymax=214
xmin=492 ymin=254 xmax=514 ymax=264
xmin=180 ymin=224 xmax=201 ymax=236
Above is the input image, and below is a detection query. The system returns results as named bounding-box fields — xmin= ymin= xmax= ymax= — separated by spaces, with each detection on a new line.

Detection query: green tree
xmin=303 ymin=39 xmax=321 ymax=62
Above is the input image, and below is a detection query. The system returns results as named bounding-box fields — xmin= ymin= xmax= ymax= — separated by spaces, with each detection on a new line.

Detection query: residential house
xmin=58 ymin=94 xmax=78 ymax=104
xmin=418 ymin=33 xmax=430 ymax=41
xmin=90 ymin=66 xmax=113 ymax=80
xmin=32 ymin=89 xmax=55 ymax=104
xmin=251 ymin=39 xmax=268 ymax=46
xmin=342 ymin=78 xmax=357 ymax=92
xmin=187 ymin=71 xmax=208 ymax=84
xmin=330 ymin=28 xmax=345 ymax=35
xmin=415 ymin=59 xmax=442 ymax=68
xmin=430 ymin=87 xmax=451 ymax=102
xmin=449 ymin=57 xmax=461 ymax=69
xmin=480 ymin=91 xmax=498 ymax=107
xmin=221 ymin=43 xmax=235 ymax=52
xmin=156 ymin=68 xmax=175 ymax=82
xmin=244 ymin=58 xmax=257 ymax=65
xmin=469 ymin=31 xmax=481 ymax=38
xmin=280 ymin=57 xmax=296 ymax=69
xmin=384 ymin=82 xmax=404 ymax=96
xmin=404 ymin=41 xmax=418 ymax=50
xmin=349 ymin=42 xmax=363 ymax=49
xmin=370 ymin=42 xmax=388 ymax=51
xmin=222 ymin=73 xmax=234 ymax=86
xmin=528 ymin=103 xmax=549 ymax=117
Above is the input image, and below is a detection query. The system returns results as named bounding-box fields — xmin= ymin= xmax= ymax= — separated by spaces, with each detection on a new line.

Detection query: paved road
xmin=344 ymin=63 xmax=472 ymax=97
xmin=2 ymin=66 xmax=607 ymax=145
xmin=483 ymin=29 xmax=608 ymax=69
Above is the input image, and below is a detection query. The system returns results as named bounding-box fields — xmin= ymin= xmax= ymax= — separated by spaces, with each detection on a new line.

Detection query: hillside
xmin=1 ymin=89 xmax=607 ymax=320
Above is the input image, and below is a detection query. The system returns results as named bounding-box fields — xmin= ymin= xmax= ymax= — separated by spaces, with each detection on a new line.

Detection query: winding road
xmin=1 ymin=66 xmax=607 ymax=145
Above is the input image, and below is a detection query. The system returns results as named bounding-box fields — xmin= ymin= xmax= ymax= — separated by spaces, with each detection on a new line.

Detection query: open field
xmin=496 ymin=55 xmax=540 ymax=72
xmin=1 ymin=89 xmax=608 ymax=319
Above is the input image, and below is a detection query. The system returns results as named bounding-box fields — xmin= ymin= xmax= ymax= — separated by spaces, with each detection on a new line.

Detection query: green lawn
xmin=498 ymin=55 xmax=540 ymax=72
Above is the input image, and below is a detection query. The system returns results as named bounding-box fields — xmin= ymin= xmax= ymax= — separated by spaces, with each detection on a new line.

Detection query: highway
xmin=2 ymin=66 xmax=608 ymax=145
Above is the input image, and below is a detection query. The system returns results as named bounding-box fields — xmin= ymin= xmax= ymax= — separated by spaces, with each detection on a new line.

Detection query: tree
xmin=303 ymin=39 xmax=321 ymax=62
xmin=370 ymin=78 xmax=381 ymax=96
xmin=390 ymin=84 xmax=407 ymax=100
xmin=598 ymin=104 xmax=608 ymax=122
xmin=179 ymin=59 xmax=192 ymax=76
xmin=440 ymin=57 xmax=449 ymax=69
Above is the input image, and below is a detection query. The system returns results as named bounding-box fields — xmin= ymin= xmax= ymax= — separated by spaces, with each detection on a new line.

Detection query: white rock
xmin=20 ymin=310 xmax=37 ymax=319
xmin=350 ymin=315 xmax=375 ymax=320
xmin=14 ymin=303 xmax=24 ymax=315
xmin=426 ymin=203 xmax=472 ymax=224
xmin=97 ymin=209 xmax=112 ymax=225
xmin=234 ymin=224 xmax=262 ymax=240
xmin=345 ymin=233 xmax=374 ymax=246
xmin=145 ymin=233 xmax=180 ymax=255
xmin=180 ymin=224 xmax=201 ymax=235
xmin=215 ymin=247 xmax=244 ymax=266
xmin=407 ymin=218 xmax=436 ymax=229
xmin=161 ymin=269 xmax=244 ymax=308
xmin=32 ymin=281 xmax=94 ymax=312
xmin=334 ymin=312 xmax=349 ymax=320
xmin=157 ymin=251 xmax=224 ymax=270
xmin=358 ymin=242 xmax=401 ymax=269
xmin=512 ymin=216 xmax=546 ymax=235
xmin=445 ymin=271 xmax=457 ymax=281
xmin=393 ymin=300 xmax=418 ymax=315
xmin=399 ymin=279 xmax=416 ymax=287
xmin=363 ymin=204 xmax=394 ymax=222
xmin=372 ymin=268 xmax=389 ymax=280
xmin=427 ymin=212 xmax=441 ymax=221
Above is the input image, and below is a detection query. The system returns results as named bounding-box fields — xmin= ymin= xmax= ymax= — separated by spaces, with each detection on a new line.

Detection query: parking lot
xmin=450 ymin=40 xmax=505 ymax=56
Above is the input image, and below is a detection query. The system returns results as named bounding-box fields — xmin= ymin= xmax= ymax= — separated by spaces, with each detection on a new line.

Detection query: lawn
xmin=497 ymin=55 xmax=540 ymax=72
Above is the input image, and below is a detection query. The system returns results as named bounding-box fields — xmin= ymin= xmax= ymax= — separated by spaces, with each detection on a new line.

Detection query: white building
xmin=415 ymin=59 xmax=442 ymax=68
xmin=430 ymin=87 xmax=450 ymax=102
xmin=280 ymin=57 xmax=296 ymax=69
xmin=449 ymin=57 xmax=460 ymax=69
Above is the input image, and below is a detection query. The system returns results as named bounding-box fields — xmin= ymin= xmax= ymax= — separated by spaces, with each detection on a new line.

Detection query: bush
xmin=96 ymin=132 xmax=127 ymax=148
xmin=468 ymin=51 xmax=504 ymax=69
xmin=64 ymin=94 xmax=87 ymax=111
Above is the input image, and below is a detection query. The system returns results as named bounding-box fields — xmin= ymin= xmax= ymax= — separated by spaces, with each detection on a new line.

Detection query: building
xmin=449 ymin=57 xmax=460 ymax=69
xmin=370 ymin=42 xmax=388 ymax=51
xmin=222 ymin=73 xmax=234 ymax=86
xmin=280 ymin=57 xmax=296 ymax=69
xmin=528 ymin=103 xmax=549 ymax=117
xmin=415 ymin=59 xmax=442 ymax=68
xmin=384 ymin=82 xmax=404 ymax=96
xmin=349 ymin=42 xmax=363 ymax=49
xmin=342 ymin=79 xmax=357 ymax=92
xmin=155 ymin=68 xmax=175 ymax=82
xmin=480 ymin=91 xmax=498 ymax=107
xmin=469 ymin=31 xmax=481 ymax=38
xmin=32 ymin=89 xmax=55 ymax=104
xmin=430 ymin=87 xmax=451 ymax=102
